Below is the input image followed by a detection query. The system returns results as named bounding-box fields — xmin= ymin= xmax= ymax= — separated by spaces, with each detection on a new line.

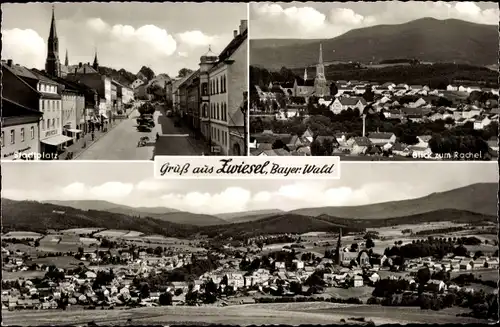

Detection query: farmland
xmin=1 ymin=303 xmax=486 ymax=326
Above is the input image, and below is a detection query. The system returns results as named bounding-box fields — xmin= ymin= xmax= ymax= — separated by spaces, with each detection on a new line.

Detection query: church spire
xmin=65 ymin=49 xmax=69 ymax=66
xmin=49 ymin=5 xmax=58 ymax=41
xmin=304 ymin=67 xmax=308 ymax=81
xmin=336 ymin=228 xmax=343 ymax=266
xmin=45 ymin=4 xmax=61 ymax=77
xmin=318 ymin=43 xmax=323 ymax=65
xmin=93 ymin=47 xmax=99 ymax=70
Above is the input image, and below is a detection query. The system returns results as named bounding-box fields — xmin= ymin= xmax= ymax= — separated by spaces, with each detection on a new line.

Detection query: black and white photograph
xmin=249 ymin=1 xmax=499 ymax=160
xmin=1 ymin=161 xmax=498 ymax=325
xmin=1 ymin=2 xmax=248 ymax=160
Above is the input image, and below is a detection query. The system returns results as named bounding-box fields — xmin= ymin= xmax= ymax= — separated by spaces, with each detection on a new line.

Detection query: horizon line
xmin=1 ymin=181 xmax=493 ymax=216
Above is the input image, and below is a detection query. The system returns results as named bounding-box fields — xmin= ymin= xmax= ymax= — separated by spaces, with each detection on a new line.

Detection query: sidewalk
xmin=58 ymin=117 xmax=128 ymax=160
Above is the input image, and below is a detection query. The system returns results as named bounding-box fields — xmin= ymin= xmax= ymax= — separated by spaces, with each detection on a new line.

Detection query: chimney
xmin=7 ymin=59 xmax=13 ymax=67
xmin=233 ymin=30 xmax=238 ymax=38
xmin=239 ymin=20 xmax=248 ymax=35
xmin=362 ymin=114 xmax=366 ymax=137
xmin=79 ymin=62 xmax=82 ymax=68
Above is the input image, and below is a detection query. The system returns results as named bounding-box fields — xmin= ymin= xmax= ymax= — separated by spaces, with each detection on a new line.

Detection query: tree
xmin=350 ymin=243 xmax=359 ymax=252
xmin=417 ymin=267 xmax=431 ymax=285
xmin=159 ymin=292 xmax=173 ymax=305
xmin=139 ymin=283 xmax=150 ymax=299
xmin=178 ymin=68 xmax=194 ymax=78
xmin=363 ymin=86 xmax=374 ymax=102
xmin=138 ymin=66 xmax=155 ymax=81
xmin=365 ymin=238 xmax=375 ymax=249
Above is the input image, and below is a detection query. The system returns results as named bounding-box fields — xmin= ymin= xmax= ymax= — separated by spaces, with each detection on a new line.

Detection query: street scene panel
xmin=1 ymin=161 xmax=498 ymax=325
xmin=249 ymin=2 xmax=499 ymax=160
xmin=1 ymin=2 xmax=248 ymax=160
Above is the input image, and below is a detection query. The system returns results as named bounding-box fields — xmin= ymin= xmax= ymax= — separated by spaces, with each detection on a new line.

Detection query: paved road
xmin=75 ymin=109 xmax=158 ymax=160
xmin=155 ymin=108 xmax=209 ymax=156
xmin=75 ymin=105 xmax=208 ymax=160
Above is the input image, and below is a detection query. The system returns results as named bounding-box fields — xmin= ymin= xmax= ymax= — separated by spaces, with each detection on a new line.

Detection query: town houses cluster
xmin=249 ymin=45 xmax=498 ymax=157
xmin=2 ymin=227 xmax=498 ymax=311
xmin=164 ymin=20 xmax=248 ymax=156
xmin=1 ymin=8 xmax=136 ymax=161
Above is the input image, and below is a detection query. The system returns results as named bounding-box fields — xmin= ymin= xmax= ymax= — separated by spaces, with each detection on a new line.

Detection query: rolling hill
xmin=39 ymin=200 xmax=227 ymax=226
xmin=217 ymin=209 xmax=285 ymax=221
xmin=2 ymin=199 xmax=496 ymax=240
xmin=251 ymin=18 xmax=498 ymax=70
xmin=291 ymin=183 xmax=498 ymax=219
xmin=1 ymin=199 xmax=195 ymax=237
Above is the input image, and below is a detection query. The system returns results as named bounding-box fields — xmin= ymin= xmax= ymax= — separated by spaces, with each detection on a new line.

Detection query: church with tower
xmin=291 ymin=43 xmax=330 ymax=99
xmin=45 ymin=6 xmax=100 ymax=78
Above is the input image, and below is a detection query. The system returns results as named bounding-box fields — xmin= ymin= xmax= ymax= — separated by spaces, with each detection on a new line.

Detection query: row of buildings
xmin=166 ymin=20 xmax=248 ymax=156
xmin=1 ymin=8 xmax=134 ymax=160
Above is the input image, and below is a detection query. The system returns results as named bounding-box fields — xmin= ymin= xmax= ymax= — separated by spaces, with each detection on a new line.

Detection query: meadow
xmin=1 ymin=302 xmax=485 ymax=326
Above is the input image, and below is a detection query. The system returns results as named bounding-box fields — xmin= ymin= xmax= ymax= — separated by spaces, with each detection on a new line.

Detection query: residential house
xmin=459 ymin=261 xmax=472 ymax=270
xmin=473 ymin=116 xmax=492 ymax=130
xmin=367 ymin=132 xmax=396 ymax=146
xmin=426 ymin=279 xmax=446 ymax=293
xmin=330 ymin=97 xmax=367 ymax=114
xmin=353 ymin=275 xmax=364 ymax=287
xmin=347 ymin=136 xmax=372 ymax=155
xmin=1 ymin=60 xmax=43 ymax=160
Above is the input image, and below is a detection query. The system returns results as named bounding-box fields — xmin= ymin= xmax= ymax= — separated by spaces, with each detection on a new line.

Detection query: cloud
xmin=0 ymin=178 xmax=436 ymax=215
xmin=176 ymin=30 xmax=218 ymax=48
xmin=250 ymin=2 xmax=500 ymax=39
xmin=1 ymin=28 xmax=45 ymax=68
xmin=161 ymin=186 xmax=252 ymax=214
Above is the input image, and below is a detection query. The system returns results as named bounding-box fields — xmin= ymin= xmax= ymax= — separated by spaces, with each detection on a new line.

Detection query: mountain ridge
xmin=250 ymin=18 xmax=498 ymax=69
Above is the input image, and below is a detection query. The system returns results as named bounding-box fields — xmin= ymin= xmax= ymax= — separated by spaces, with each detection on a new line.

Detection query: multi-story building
xmin=30 ymin=70 xmax=67 ymax=156
xmin=120 ymin=83 xmax=134 ymax=105
xmin=186 ymin=70 xmax=201 ymax=132
xmin=66 ymin=63 xmax=112 ymax=124
xmin=199 ymin=47 xmax=218 ymax=140
xmin=1 ymin=61 xmax=43 ymax=160
xmin=208 ymin=20 xmax=247 ymax=155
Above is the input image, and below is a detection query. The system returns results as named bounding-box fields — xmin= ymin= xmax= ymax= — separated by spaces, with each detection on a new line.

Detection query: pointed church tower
xmin=336 ymin=228 xmax=343 ymax=266
xmin=65 ymin=49 xmax=69 ymax=66
xmin=92 ymin=48 xmax=99 ymax=71
xmin=45 ymin=5 xmax=61 ymax=77
xmin=304 ymin=67 xmax=308 ymax=81
xmin=314 ymin=43 xmax=328 ymax=98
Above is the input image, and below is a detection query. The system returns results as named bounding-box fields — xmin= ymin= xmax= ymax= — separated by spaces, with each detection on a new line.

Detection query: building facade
xmin=208 ymin=20 xmax=247 ymax=155
xmin=35 ymin=72 xmax=69 ymax=156
xmin=199 ymin=47 xmax=219 ymax=140
xmin=1 ymin=61 xmax=43 ymax=160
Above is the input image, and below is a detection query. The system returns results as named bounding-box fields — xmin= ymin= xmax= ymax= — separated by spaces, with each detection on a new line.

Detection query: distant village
xmin=2 ymin=224 xmax=498 ymax=321
xmin=249 ymin=46 xmax=498 ymax=158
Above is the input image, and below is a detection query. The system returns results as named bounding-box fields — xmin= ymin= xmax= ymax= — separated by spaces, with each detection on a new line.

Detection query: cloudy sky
xmin=250 ymin=1 xmax=499 ymax=39
xmin=2 ymin=162 xmax=497 ymax=215
xmin=2 ymin=2 xmax=246 ymax=77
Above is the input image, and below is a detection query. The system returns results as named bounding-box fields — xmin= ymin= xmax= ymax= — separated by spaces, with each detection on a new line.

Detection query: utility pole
xmin=241 ymin=91 xmax=249 ymax=156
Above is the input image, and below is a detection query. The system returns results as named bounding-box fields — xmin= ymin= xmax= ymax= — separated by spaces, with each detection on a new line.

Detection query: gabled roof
xmin=368 ymin=132 xmax=394 ymax=139
xmin=351 ymin=136 xmax=372 ymax=146
xmin=4 ymin=63 xmax=38 ymax=81
xmin=2 ymin=98 xmax=43 ymax=118
xmin=218 ymin=27 xmax=247 ymax=63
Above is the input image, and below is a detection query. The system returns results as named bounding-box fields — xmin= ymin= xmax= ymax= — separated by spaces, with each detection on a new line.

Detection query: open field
xmin=450 ymin=269 xmax=499 ymax=283
xmin=94 ymin=230 xmax=130 ymax=237
xmin=29 ymin=256 xmax=86 ymax=269
xmin=2 ymin=303 xmax=487 ymax=326
xmin=2 ymin=270 xmax=46 ymax=281
xmin=61 ymin=228 xmax=105 ymax=235
xmin=2 ymin=231 xmax=42 ymax=239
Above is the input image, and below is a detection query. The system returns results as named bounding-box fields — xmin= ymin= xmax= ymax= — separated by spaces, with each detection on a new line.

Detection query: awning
xmin=41 ymin=135 xmax=73 ymax=146
xmin=67 ymin=129 xmax=83 ymax=134
xmin=101 ymin=113 xmax=108 ymax=119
